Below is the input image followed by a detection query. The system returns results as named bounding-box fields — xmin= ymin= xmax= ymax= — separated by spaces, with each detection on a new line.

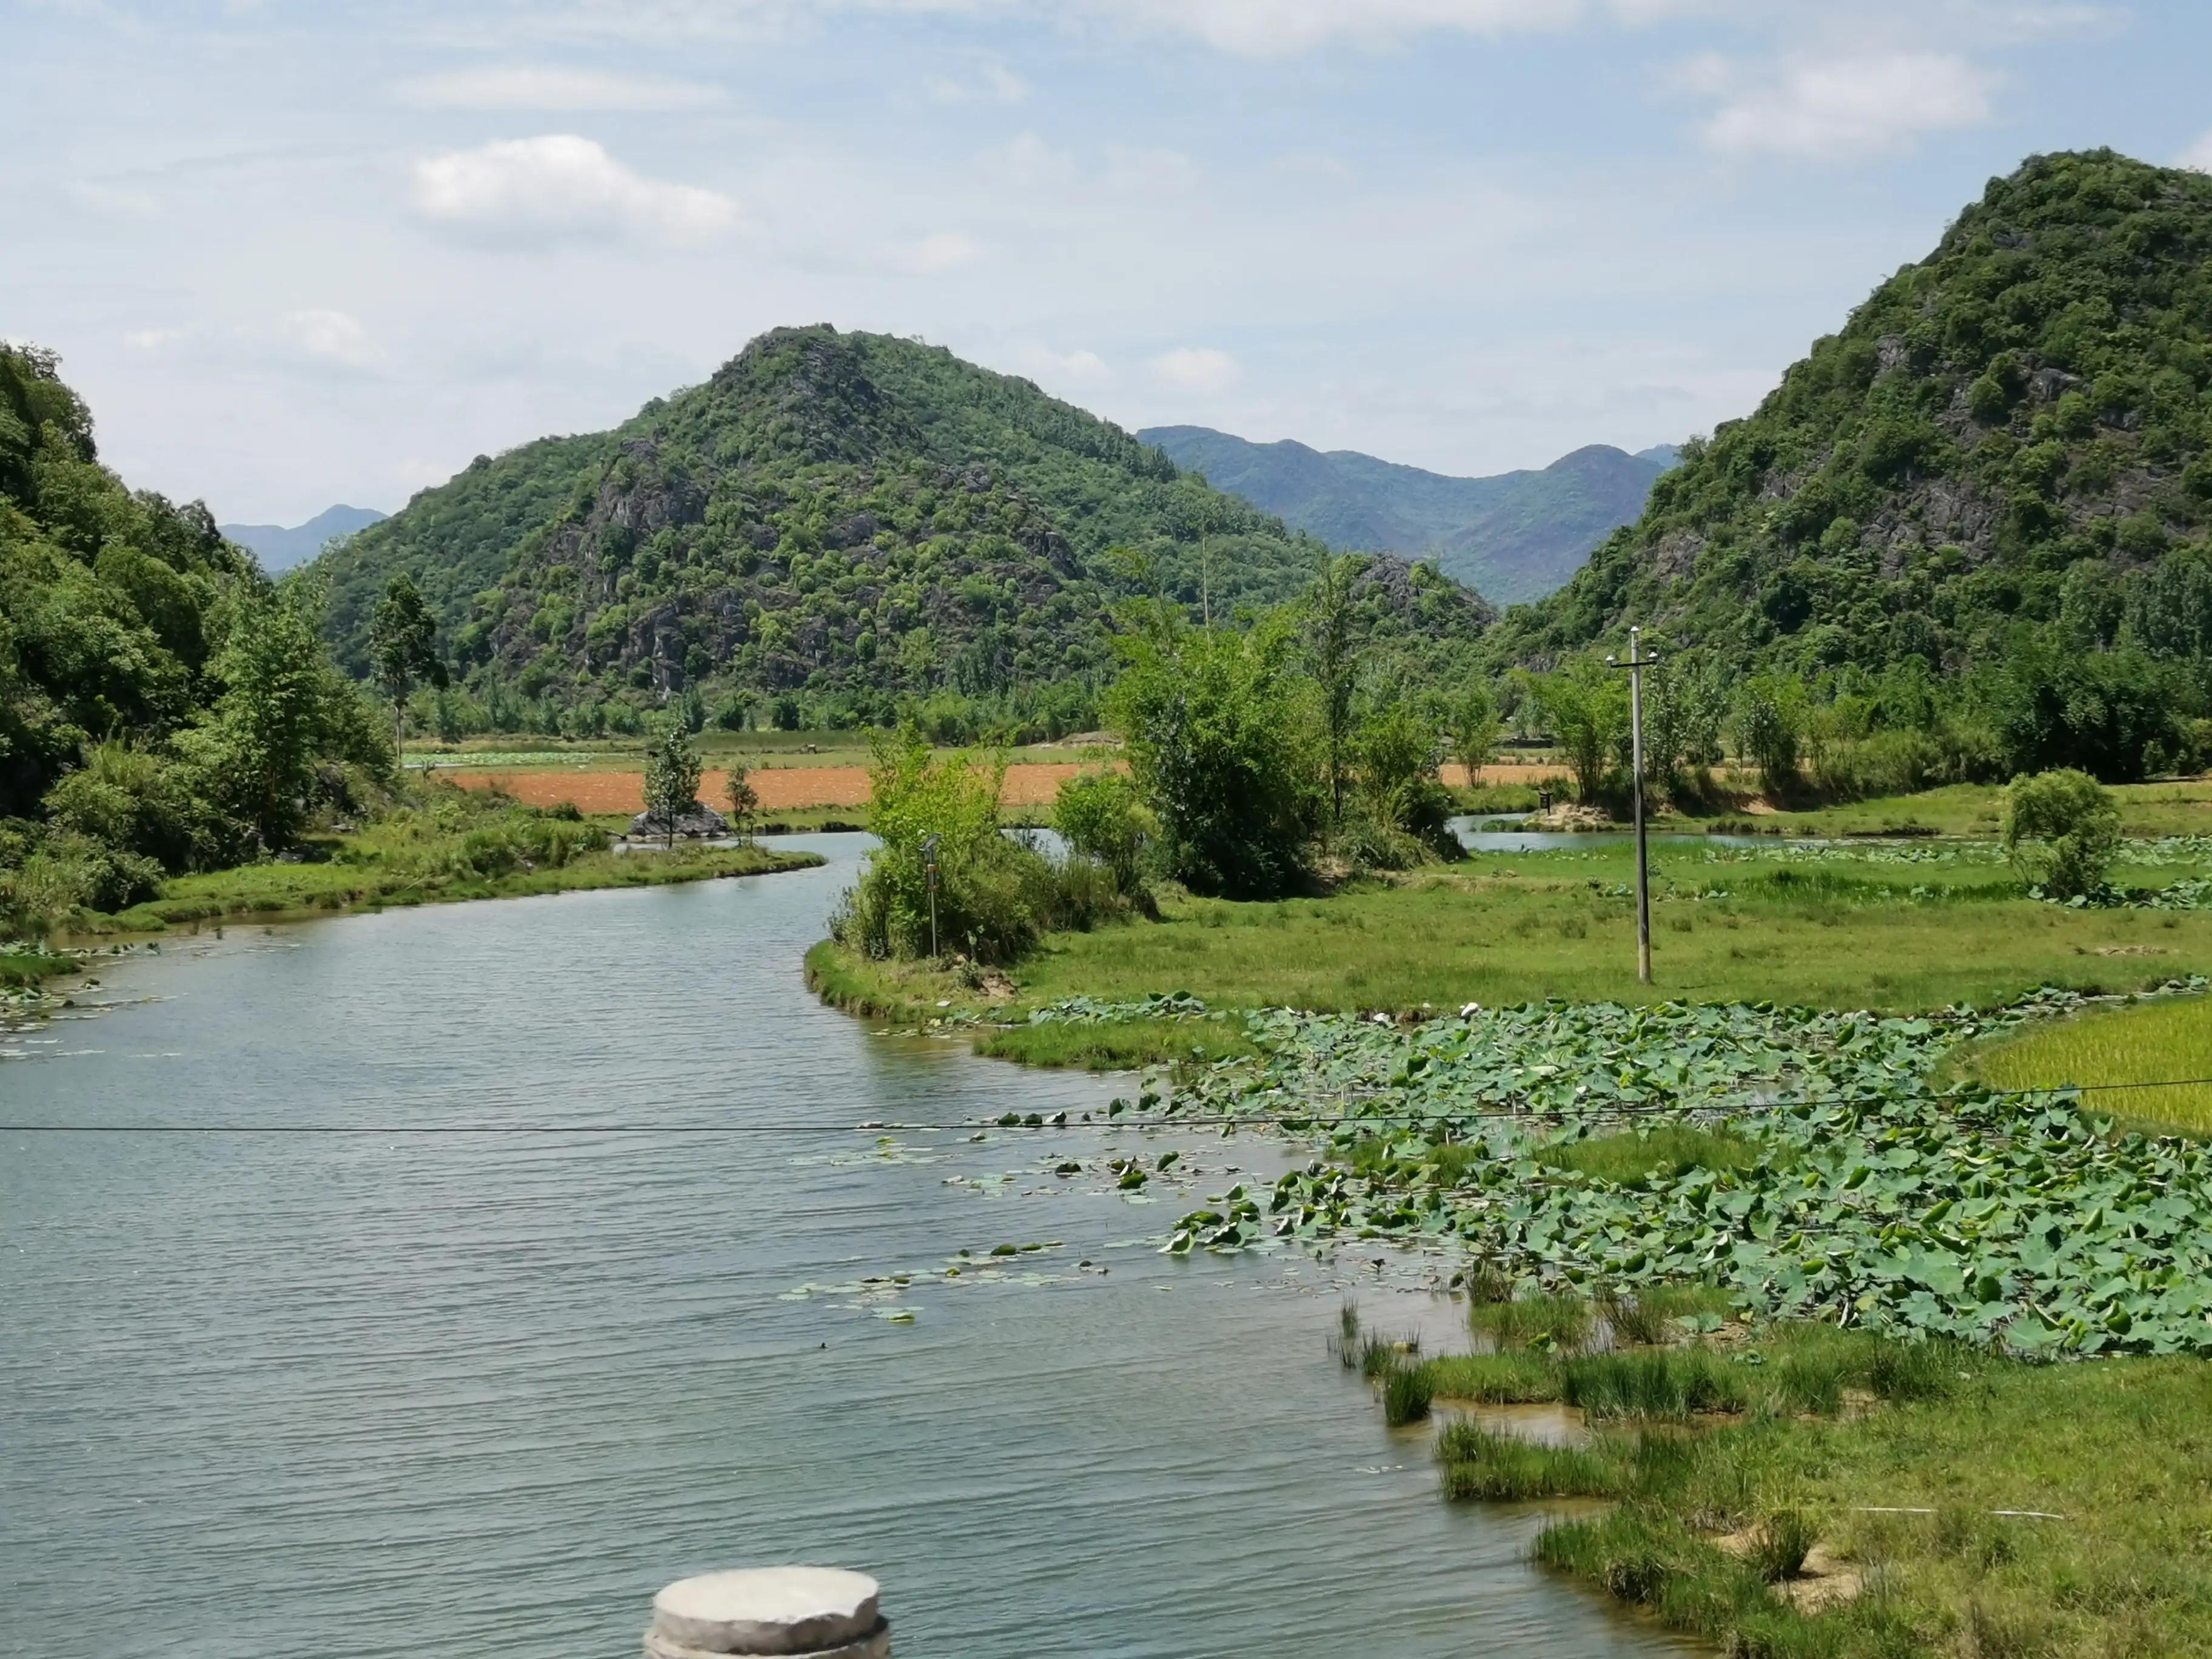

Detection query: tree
xmin=1638 ymin=653 xmax=1728 ymax=799
xmin=1052 ymin=767 xmax=1153 ymax=891
xmin=2003 ymin=768 xmax=2119 ymax=899
xmin=1532 ymin=659 xmax=1628 ymax=805
xmin=723 ymin=759 xmax=759 ymax=845
xmin=642 ymin=724 xmax=702 ymax=850
xmin=368 ymin=574 xmax=444 ymax=764
xmin=1733 ymin=674 xmax=1808 ymax=800
xmin=1355 ymin=700 xmax=1455 ymax=857
xmin=189 ymin=584 xmax=335 ymax=851
xmin=1304 ymin=554 xmax=1369 ymax=832
xmin=1447 ymin=685 xmax=1501 ymax=782
xmin=1108 ymin=613 xmax=1321 ymax=899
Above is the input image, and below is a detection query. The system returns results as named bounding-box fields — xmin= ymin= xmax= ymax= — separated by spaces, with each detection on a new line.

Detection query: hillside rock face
xmin=1506 ymin=150 xmax=2212 ymax=673
xmin=1141 ymin=425 xmax=1671 ymax=604
xmin=318 ymin=327 xmax=1476 ymax=725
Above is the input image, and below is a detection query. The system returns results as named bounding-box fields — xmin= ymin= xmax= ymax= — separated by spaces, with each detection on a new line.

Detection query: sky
xmin=8 ymin=1 xmax=2212 ymax=526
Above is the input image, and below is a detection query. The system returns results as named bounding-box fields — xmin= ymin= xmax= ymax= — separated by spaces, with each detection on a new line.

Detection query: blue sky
xmin=9 ymin=0 xmax=2212 ymax=524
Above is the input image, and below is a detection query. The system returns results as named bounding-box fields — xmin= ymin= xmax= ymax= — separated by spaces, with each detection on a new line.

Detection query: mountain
xmin=1503 ymin=150 xmax=2212 ymax=677
xmin=220 ymin=504 xmax=387 ymax=573
xmin=1138 ymin=426 xmax=1675 ymax=604
xmin=317 ymin=326 xmax=1493 ymax=725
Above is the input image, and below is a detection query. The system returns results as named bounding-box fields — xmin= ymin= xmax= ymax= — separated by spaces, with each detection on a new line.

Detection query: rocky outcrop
xmin=629 ymin=802 xmax=729 ymax=840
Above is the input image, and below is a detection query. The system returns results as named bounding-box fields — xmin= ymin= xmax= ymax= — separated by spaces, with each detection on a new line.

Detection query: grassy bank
xmin=803 ymin=939 xmax=1253 ymax=1068
xmin=55 ymin=798 xmax=820 ymax=938
xmin=1370 ymin=1300 xmax=2212 ymax=1657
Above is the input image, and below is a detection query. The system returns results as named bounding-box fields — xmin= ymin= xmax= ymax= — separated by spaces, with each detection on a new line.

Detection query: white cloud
xmin=410 ymin=135 xmax=739 ymax=245
xmin=927 ymin=58 xmax=1030 ymax=102
xmin=2182 ymin=132 xmax=2212 ymax=173
xmin=1694 ymin=52 xmax=1998 ymax=161
xmin=124 ymin=326 xmax=187 ymax=350
xmin=397 ymin=64 xmax=726 ymax=110
xmin=275 ymin=309 xmax=384 ymax=370
xmin=896 ymin=230 xmax=984 ymax=272
xmin=1017 ymin=346 xmax=1114 ymax=385
xmin=1093 ymin=0 xmax=1566 ymax=55
xmin=1150 ymin=346 xmax=1242 ymax=394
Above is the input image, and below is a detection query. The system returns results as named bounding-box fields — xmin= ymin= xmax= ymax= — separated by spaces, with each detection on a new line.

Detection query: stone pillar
xmin=645 ymin=1567 xmax=890 ymax=1659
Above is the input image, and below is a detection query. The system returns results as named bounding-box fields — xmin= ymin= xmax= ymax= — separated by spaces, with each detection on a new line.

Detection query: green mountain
xmin=220 ymin=504 xmax=387 ymax=573
xmin=1139 ymin=426 xmax=1675 ymax=603
xmin=318 ymin=327 xmax=1489 ymax=729
xmin=1504 ymin=150 xmax=2212 ymax=677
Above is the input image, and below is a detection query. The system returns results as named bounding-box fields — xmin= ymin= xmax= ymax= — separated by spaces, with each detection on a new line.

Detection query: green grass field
xmin=1001 ymin=862 xmax=2212 ymax=1014
xmin=1962 ymin=993 xmax=2212 ymax=1133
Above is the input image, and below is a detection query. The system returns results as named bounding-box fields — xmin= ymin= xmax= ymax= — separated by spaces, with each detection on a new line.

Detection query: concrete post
xmin=645 ymin=1567 xmax=889 ymax=1658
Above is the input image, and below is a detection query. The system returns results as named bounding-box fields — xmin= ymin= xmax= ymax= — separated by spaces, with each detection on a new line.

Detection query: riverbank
xmin=41 ymin=797 xmax=821 ymax=946
xmin=806 ymin=821 xmax=2212 ymax=1654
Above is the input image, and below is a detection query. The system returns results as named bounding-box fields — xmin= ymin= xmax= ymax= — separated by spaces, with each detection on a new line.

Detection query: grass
xmin=1407 ymin=1313 xmax=2212 ymax=1656
xmin=972 ymin=1015 xmax=1258 ymax=1068
xmin=1 ymin=944 xmax=84 ymax=988
xmin=996 ymin=857 xmax=2212 ymax=1014
xmin=1538 ymin=1124 xmax=1775 ymax=1186
xmin=1959 ymin=991 xmax=2212 ymax=1134
xmin=1747 ymin=777 xmax=2212 ymax=840
xmin=1469 ymin=1293 xmax=1593 ymax=1351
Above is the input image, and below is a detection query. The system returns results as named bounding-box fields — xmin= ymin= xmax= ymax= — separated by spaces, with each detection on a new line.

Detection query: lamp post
xmin=1607 ymin=629 xmax=1659 ymax=985
xmin=921 ymin=833 xmax=940 ymax=960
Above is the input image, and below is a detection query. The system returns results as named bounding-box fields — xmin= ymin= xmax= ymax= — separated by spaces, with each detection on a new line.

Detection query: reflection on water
xmin=0 ymin=836 xmax=1691 ymax=1659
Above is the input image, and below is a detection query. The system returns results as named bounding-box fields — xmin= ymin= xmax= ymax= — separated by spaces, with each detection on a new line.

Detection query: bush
xmin=1732 ymin=675 xmax=1806 ymax=799
xmin=0 ymin=826 xmax=163 ymax=933
xmin=1051 ymin=768 xmax=1152 ymax=891
xmin=41 ymin=742 xmax=223 ymax=870
xmin=1354 ymin=702 xmax=1456 ymax=858
xmin=1748 ymin=1510 xmax=1816 ymax=1583
xmin=2003 ymin=768 xmax=2119 ymax=898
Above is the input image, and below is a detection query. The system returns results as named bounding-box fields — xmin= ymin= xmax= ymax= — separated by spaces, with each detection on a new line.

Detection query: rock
xmin=646 ymin=1567 xmax=885 ymax=1657
xmin=629 ymin=801 xmax=730 ymax=840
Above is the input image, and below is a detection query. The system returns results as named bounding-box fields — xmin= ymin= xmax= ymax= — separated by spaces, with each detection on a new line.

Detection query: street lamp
xmin=1607 ymin=628 xmax=1660 ymax=986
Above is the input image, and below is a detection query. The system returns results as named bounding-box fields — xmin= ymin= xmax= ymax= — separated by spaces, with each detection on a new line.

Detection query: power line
xmin=6 ymin=1072 xmax=2212 ymax=1137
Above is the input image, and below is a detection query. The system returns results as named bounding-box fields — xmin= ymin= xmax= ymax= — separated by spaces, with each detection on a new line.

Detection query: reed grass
xmin=1436 ymin=1421 xmax=1623 ymax=1501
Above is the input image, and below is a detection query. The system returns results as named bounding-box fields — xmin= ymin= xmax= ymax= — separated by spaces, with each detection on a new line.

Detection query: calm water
xmin=1447 ymin=815 xmax=1780 ymax=854
xmin=2 ymin=837 xmax=1687 ymax=1658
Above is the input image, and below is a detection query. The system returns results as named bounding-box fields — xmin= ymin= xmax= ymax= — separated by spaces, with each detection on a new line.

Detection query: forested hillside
xmin=1506 ymin=150 xmax=2212 ymax=685
xmin=1142 ymin=425 xmax=1673 ymax=603
xmin=318 ymin=327 xmax=1408 ymax=736
xmin=0 ymin=343 xmax=384 ymax=919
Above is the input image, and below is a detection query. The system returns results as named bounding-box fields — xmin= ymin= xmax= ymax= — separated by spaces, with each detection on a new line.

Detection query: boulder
xmin=630 ymin=801 xmax=730 ymax=840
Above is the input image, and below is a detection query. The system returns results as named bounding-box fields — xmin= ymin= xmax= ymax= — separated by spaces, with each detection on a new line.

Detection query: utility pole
xmin=922 ymin=833 xmax=941 ymax=960
xmin=1609 ymin=629 xmax=1658 ymax=985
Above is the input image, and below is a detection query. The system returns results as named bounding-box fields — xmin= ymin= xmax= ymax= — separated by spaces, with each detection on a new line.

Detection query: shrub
xmin=2003 ymin=768 xmax=2119 ymax=898
xmin=1353 ymin=702 xmax=1456 ymax=859
xmin=1732 ymin=674 xmax=1806 ymax=800
xmin=41 ymin=742 xmax=221 ymax=870
xmin=1051 ymin=768 xmax=1152 ymax=891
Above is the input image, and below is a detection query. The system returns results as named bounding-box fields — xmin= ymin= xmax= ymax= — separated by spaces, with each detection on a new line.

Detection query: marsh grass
xmin=1470 ymin=1293 xmax=1592 ymax=1352
xmin=1420 ymin=1350 xmax=1561 ymax=1403
xmin=1749 ymin=1509 xmax=1818 ymax=1583
xmin=1436 ymin=1421 xmax=1623 ymax=1501
xmin=973 ymin=1014 xmax=1256 ymax=1070
xmin=1542 ymin=1126 xmax=1774 ymax=1187
xmin=1381 ymin=1361 xmax=1435 ymax=1427
xmin=1599 ymin=1284 xmax=1737 ymax=1345
xmin=1561 ymin=1350 xmax=1750 ymax=1420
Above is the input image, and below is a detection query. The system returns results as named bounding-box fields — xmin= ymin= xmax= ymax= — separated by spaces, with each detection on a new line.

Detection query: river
xmin=1 ymin=835 xmax=1688 ymax=1658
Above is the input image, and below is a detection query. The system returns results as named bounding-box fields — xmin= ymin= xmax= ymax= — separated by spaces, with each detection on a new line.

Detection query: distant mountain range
xmin=1139 ymin=426 xmax=1678 ymax=605
xmin=220 ymin=504 xmax=387 ymax=572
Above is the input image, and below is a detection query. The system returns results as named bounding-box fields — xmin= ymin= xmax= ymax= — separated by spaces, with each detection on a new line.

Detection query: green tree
xmin=642 ymin=724 xmax=703 ymax=850
xmin=2003 ymin=768 xmax=2120 ymax=899
xmin=1637 ymin=652 xmax=1726 ymax=799
xmin=1447 ymin=685 xmax=1501 ymax=781
xmin=189 ymin=585 xmax=335 ymax=851
xmin=723 ymin=759 xmax=759 ymax=844
xmin=369 ymin=574 xmax=444 ymax=763
xmin=1355 ymin=700 xmax=1455 ymax=857
xmin=1109 ymin=614 xmax=1321 ymax=899
xmin=1733 ymin=674 xmax=1808 ymax=800
xmin=1304 ymin=554 xmax=1369 ymax=831
xmin=1533 ymin=660 xmax=1627 ymax=805
xmin=1051 ymin=767 xmax=1153 ymax=892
